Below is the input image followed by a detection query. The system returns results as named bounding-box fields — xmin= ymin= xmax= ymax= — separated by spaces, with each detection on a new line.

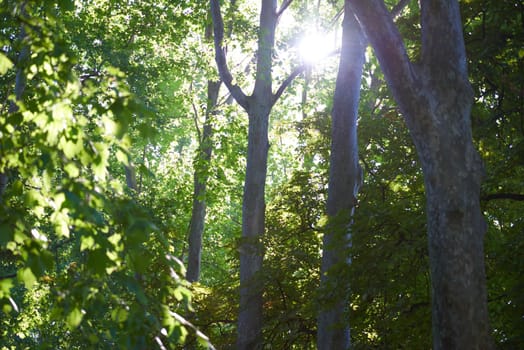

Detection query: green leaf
xmin=66 ymin=307 xmax=84 ymax=328
xmin=80 ymin=235 xmax=95 ymax=251
xmin=125 ymin=278 xmax=148 ymax=305
xmin=115 ymin=149 xmax=129 ymax=165
xmin=111 ymin=307 xmax=129 ymax=323
xmin=0 ymin=278 xmax=14 ymax=298
xmin=130 ymin=249 xmax=151 ymax=273
xmin=62 ymin=137 xmax=84 ymax=159
xmin=196 ymin=330 xmax=212 ymax=347
xmin=64 ymin=162 xmax=80 ymax=178
xmin=0 ymin=53 xmax=13 ymax=75
xmin=18 ymin=267 xmax=37 ymax=289
xmin=87 ymin=248 xmax=110 ymax=275
xmin=58 ymin=0 xmax=74 ymax=11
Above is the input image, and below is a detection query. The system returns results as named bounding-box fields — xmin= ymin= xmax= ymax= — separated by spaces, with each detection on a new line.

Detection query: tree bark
xmin=186 ymin=80 xmax=220 ymax=283
xmin=317 ymin=6 xmax=364 ymax=349
xmin=348 ymin=0 xmax=493 ymax=348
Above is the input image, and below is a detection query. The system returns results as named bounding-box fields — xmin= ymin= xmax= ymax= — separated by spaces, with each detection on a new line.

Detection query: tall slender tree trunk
xmin=236 ymin=1 xmax=276 ymax=345
xmin=1 ymin=18 xmax=28 ymax=200
xmin=348 ymin=0 xmax=493 ymax=347
xmin=211 ymin=0 xmax=303 ymax=347
xmin=186 ymin=80 xmax=221 ymax=282
xmin=317 ymin=6 xmax=364 ymax=349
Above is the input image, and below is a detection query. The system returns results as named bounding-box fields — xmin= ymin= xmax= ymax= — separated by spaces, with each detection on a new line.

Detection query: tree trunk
xmin=418 ymin=114 xmax=491 ymax=349
xmin=347 ymin=0 xmax=493 ymax=348
xmin=237 ymin=105 xmax=270 ymax=349
xmin=210 ymin=0 xmax=302 ymax=347
xmin=186 ymin=80 xmax=220 ymax=283
xmin=317 ymin=7 xmax=364 ymax=349
xmin=0 ymin=20 xmax=29 ymax=200
xmin=124 ymin=164 xmax=137 ymax=192
xmin=235 ymin=1 xmax=276 ymax=345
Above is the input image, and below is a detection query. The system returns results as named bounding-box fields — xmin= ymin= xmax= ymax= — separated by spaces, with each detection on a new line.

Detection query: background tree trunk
xmin=317 ymin=6 xmax=364 ymax=350
xmin=186 ymin=80 xmax=221 ymax=282
xmin=124 ymin=164 xmax=137 ymax=192
xmin=0 ymin=22 xmax=28 ymax=200
xmin=348 ymin=0 xmax=493 ymax=348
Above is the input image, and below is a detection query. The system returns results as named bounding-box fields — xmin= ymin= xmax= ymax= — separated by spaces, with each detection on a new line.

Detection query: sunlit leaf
xmin=0 ymin=53 xmax=13 ymax=75
xmin=66 ymin=307 xmax=84 ymax=328
xmin=64 ymin=162 xmax=80 ymax=178
xmin=80 ymin=235 xmax=95 ymax=251
xmin=18 ymin=268 xmax=37 ymax=289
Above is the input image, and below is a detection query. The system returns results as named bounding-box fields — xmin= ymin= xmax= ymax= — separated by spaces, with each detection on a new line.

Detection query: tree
xmin=186 ymin=78 xmax=220 ymax=282
xmin=210 ymin=0 xmax=302 ymax=347
xmin=317 ymin=3 xmax=364 ymax=349
xmin=347 ymin=0 xmax=493 ymax=347
xmin=186 ymin=19 xmax=222 ymax=282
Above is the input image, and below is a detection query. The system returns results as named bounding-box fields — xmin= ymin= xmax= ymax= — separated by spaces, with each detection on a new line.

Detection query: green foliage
xmin=0 ymin=0 xmax=522 ymax=348
xmin=263 ymin=171 xmax=326 ymax=348
xmin=350 ymin=124 xmax=431 ymax=348
xmin=0 ymin=2 xmax=209 ymax=349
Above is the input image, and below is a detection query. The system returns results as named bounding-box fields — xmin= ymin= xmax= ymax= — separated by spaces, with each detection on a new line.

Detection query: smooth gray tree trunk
xmin=348 ymin=0 xmax=493 ymax=348
xmin=186 ymin=80 xmax=220 ymax=282
xmin=317 ymin=6 xmax=364 ymax=350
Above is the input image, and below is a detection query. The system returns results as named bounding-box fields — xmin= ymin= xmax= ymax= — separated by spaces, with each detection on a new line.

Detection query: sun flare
xmin=298 ymin=31 xmax=335 ymax=64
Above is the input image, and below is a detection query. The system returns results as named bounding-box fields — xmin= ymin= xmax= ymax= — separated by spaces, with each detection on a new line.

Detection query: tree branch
xmin=189 ymin=82 xmax=202 ymax=142
xmin=272 ymin=65 xmax=305 ymax=106
xmin=481 ymin=193 xmax=524 ymax=201
xmin=210 ymin=0 xmax=249 ymax=110
xmin=348 ymin=0 xmax=418 ymax=113
xmin=273 ymin=48 xmax=340 ymax=106
xmin=276 ymin=0 xmax=293 ymax=18
xmin=0 ymin=272 xmax=16 ymax=280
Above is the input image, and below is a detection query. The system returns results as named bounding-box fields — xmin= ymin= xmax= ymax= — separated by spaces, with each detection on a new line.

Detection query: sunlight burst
xmin=298 ymin=31 xmax=335 ymax=64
